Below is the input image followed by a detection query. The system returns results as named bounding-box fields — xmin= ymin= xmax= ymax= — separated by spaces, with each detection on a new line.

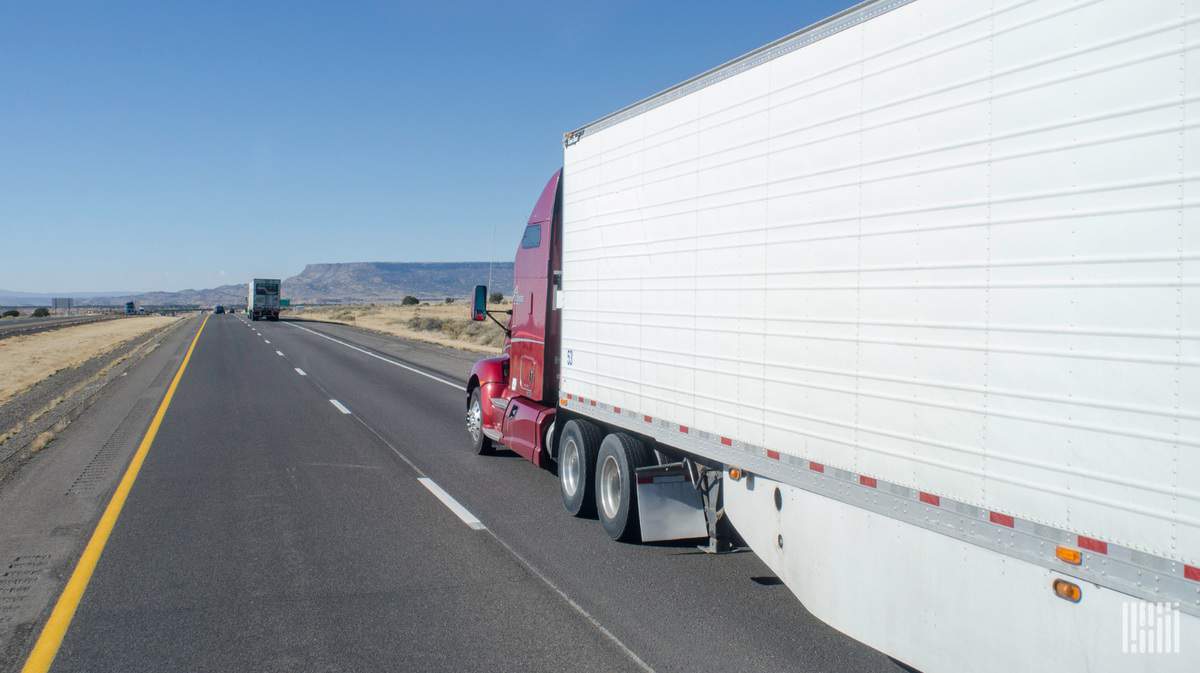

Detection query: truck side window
xmin=521 ymin=223 xmax=542 ymax=249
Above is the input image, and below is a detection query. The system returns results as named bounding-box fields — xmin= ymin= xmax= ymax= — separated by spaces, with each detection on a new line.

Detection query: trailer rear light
xmin=728 ymin=467 xmax=743 ymax=481
xmin=1053 ymin=579 xmax=1081 ymax=603
xmin=1055 ymin=546 xmax=1082 ymax=565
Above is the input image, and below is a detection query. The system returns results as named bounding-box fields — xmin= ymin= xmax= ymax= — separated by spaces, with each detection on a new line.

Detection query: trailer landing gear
xmin=692 ymin=463 xmax=746 ymax=555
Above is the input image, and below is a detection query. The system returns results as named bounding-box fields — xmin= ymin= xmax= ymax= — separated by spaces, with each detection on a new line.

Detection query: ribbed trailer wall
xmin=560 ymin=0 xmax=1199 ymax=589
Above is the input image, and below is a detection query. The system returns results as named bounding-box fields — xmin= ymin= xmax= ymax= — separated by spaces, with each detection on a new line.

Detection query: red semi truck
xmin=466 ymin=1 xmax=1199 ymax=671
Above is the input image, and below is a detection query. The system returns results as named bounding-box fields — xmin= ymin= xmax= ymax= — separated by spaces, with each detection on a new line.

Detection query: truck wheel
xmin=559 ymin=420 xmax=602 ymax=517
xmin=595 ymin=433 xmax=654 ymax=542
xmin=467 ymin=388 xmax=493 ymax=456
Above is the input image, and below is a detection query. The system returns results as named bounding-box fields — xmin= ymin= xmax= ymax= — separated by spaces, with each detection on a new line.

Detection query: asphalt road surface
xmin=36 ymin=314 xmax=903 ymax=673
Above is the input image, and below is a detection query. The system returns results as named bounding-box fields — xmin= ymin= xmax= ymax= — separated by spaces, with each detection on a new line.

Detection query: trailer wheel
xmin=467 ymin=388 xmax=493 ymax=456
xmin=559 ymin=420 xmax=602 ymax=517
xmin=595 ymin=433 xmax=654 ymax=542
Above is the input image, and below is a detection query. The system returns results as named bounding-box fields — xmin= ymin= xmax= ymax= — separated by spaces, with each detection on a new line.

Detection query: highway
xmin=23 ymin=314 xmax=902 ymax=673
xmin=0 ymin=315 xmax=115 ymax=340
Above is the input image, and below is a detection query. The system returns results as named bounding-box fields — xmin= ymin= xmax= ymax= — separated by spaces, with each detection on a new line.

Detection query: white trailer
xmin=557 ymin=1 xmax=1199 ymax=670
xmin=248 ymin=278 xmax=281 ymax=321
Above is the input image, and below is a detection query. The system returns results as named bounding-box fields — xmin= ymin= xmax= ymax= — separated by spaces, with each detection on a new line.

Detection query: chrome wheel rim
xmin=600 ymin=454 xmax=621 ymax=520
xmin=467 ymin=397 xmax=482 ymax=443
xmin=561 ymin=438 xmax=580 ymax=497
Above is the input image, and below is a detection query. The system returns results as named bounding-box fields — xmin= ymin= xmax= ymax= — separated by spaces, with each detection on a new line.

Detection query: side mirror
xmin=472 ymin=285 xmax=487 ymax=321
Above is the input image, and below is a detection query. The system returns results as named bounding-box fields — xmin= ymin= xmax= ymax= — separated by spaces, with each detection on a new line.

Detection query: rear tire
xmin=467 ymin=388 xmax=493 ymax=456
xmin=559 ymin=420 xmax=602 ymax=517
xmin=595 ymin=433 xmax=655 ymax=542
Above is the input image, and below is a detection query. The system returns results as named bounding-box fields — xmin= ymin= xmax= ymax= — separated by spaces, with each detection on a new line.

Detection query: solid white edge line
xmin=276 ymin=350 xmax=284 ymax=356
xmin=417 ymin=478 xmax=486 ymax=530
xmin=338 ymin=391 xmax=655 ymax=673
xmin=285 ymin=322 xmax=463 ymax=390
xmin=329 ymin=399 xmax=351 ymax=414
xmin=295 ymin=368 xmax=307 ymax=376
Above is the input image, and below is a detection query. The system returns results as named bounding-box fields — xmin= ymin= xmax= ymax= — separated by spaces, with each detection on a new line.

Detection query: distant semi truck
xmin=124 ymin=301 xmax=136 ymax=316
xmin=247 ymin=279 xmax=280 ymax=321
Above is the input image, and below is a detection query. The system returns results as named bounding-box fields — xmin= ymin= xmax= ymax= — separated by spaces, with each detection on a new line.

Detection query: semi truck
xmin=124 ymin=301 xmax=136 ymax=316
xmin=466 ymin=1 xmax=1199 ymax=671
xmin=247 ymin=278 xmax=281 ymax=321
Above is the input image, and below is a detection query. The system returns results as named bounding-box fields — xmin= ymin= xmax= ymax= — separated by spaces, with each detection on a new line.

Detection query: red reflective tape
xmin=1186 ymin=565 xmax=1200 ymax=582
xmin=1077 ymin=536 xmax=1108 ymax=555
xmin=720 ymin=436 xmax=732 ymax=446
xmin=919 ymin=492 xmax=940 ymax=506
xmin=643 ymin=415 xmax=652 ymax=423
xmin=860 ymin=476 xmax=877 ymax=488
xmin=766 ymin=449 xmax=780 ymax=460
xmin=990 ymin=511 xmax=1015 ymax=528
xmin=636 ymin=476 xmax=654 ymax=485
xmin=809 ymin=462 xmax=825 ymax=473
xmin=589 ymin=400 xmax=596 ymax=406
xmin=679 ymin=425 xmax=689 ymax=433
xmin=613 ymin=406 xmax=621 ymax=414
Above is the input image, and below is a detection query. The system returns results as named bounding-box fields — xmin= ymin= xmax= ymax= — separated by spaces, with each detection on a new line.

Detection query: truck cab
xmin=466 ymin=171 xmax=561 ymax=467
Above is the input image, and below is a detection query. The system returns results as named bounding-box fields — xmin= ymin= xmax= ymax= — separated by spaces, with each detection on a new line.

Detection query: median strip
xmin=417 ymin=478 xmax=485 ymax=530
xmin=329 ymin=399 xmax=351 ymax=414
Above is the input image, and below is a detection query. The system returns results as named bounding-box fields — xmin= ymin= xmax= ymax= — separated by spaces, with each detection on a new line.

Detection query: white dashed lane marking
xmin=417 ymin=478 xmax=486 ymax=530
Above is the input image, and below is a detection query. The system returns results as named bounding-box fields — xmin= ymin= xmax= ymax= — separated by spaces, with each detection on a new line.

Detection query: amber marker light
xmin=1056 ymin=546 xmax=1082 ymax=565
xmin=728 ymin=467 xmax=743 ymax=481
xmin=1053 ymin=579 xmax=1081 ymax=603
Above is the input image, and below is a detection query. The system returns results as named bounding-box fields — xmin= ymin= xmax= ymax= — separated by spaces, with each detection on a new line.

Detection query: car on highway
xmin=214 ymin=305 xmax=225 ymax=314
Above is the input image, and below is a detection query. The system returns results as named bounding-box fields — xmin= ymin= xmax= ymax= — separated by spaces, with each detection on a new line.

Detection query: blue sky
xmin=1 ymin=1 xmax=854 ymax=293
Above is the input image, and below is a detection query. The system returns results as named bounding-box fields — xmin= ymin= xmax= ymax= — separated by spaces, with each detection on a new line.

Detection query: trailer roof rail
xmin=563 ymin=0 xmax=915 ymax=143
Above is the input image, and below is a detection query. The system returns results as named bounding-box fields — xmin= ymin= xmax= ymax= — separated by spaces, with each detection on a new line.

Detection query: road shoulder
xmin=0 ymin=316 xmax=200 ymax=671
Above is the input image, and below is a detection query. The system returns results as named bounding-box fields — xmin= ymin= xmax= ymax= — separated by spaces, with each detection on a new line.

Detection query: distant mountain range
xmin=0 ymin=262 xmax=515 ymax=307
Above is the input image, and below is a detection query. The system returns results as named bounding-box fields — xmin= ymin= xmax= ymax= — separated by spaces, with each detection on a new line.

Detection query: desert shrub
xmin=401 ymin=296 xmax=419 ymax=306
xmin=1 ymin=309 xmax=18 ymax=318
xmin=406 ymin=316 xmax=444 ymax=332
xmin=32 ymin=307 xmax=50 ymax=317
xmin=489 ymin=292 xmax=504 ymax=304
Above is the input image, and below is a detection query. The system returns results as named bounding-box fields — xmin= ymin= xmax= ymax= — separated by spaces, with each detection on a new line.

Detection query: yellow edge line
xmin=20 ymin=314 xmax=210 ymax=673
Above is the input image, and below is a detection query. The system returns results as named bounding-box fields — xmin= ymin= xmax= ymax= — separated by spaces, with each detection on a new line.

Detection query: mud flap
xmin=634 ymin=463 xmax=709 ymax=542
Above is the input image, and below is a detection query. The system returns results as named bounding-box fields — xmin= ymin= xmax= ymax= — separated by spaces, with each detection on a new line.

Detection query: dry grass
xmin=292 ymin=302 xmax=508 ymax=353
xmin=0 ymin=316 xmax=179 ymax=407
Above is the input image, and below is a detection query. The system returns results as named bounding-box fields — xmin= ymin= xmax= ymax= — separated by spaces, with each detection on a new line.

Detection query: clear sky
xmin=1 ymin=0 xmax=855 ymax=293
